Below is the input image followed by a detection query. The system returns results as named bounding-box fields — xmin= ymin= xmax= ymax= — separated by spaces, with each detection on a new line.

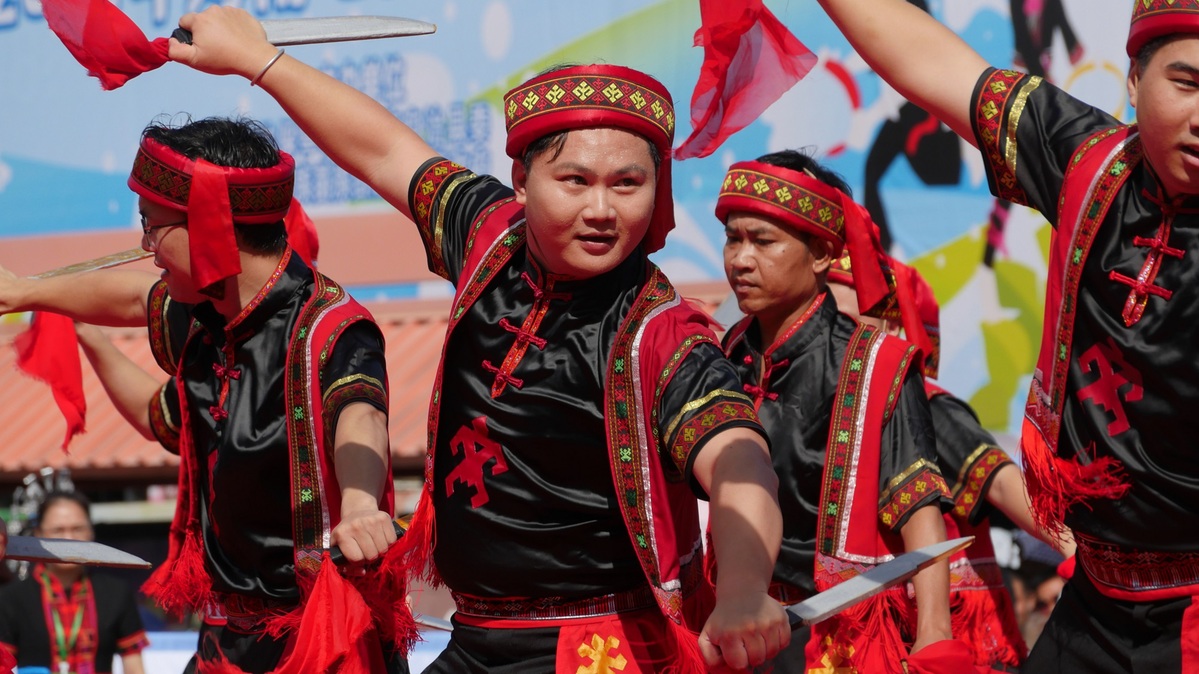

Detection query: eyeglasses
xmin=140 ymin=213 xmax=187 ymax=251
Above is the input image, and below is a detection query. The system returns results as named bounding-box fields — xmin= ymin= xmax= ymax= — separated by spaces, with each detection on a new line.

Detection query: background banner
xmin=0 ymin=0 xmax=1133 ymax=436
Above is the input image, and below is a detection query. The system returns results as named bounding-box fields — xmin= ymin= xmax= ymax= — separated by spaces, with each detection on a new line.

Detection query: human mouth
xmin=577 ymin=232 xmax=618 ymax=253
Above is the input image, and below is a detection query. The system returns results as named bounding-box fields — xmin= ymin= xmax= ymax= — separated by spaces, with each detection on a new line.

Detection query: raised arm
xmin=817 ymin=0 xmax=990 ymax=144
xmin=170 ymin=7 xmax=439 ymax=219
xmin=0 ymin=266 xmax=155 ymax=327
xmin=691 ymin=427 xmax=789 ymax=671
xmin=75 ymin=322 xmax=164 ymax=439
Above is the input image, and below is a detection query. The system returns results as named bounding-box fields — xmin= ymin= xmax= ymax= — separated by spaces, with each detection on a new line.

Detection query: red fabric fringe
xmin=1020 ymin=417 xmax=1131 ymax=538
xmin=806 ymin=588 xmax=910 ymax=674
xmin=141 ymin=524 xmax=213 ymax=620
xmin=662 ymin=619 xmax=707 ymax=674
xmin=400 ymin=489 xmax=441 ymax=588
xmin=948 ymin=589 xmax=1026 ymax=669
xmin=14 ymin=312 xmax=86 ymax=450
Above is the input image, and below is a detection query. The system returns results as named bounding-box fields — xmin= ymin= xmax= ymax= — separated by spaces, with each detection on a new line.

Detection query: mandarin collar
xmin=193 ymin=249 xmax=311 ymax=343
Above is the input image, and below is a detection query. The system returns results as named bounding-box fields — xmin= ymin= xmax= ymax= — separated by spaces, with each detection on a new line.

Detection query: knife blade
xmin=172 ymin=16 xmax=437 ymax=47
xmin=786 ymin=536 xmax=974 ymax=627
xmin=7 ymin=535 xmax=153 ymax=569
xmin=28 ymin=248 xmax=153 ymax=280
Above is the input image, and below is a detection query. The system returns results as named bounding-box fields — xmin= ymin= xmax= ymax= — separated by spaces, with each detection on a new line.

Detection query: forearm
xmin=2 ymin=270 xmax=154 ymax=326
xmin=256 ymin=57 xmax=436 ymax=216
xmin=986 ymin=463 xmax=1076 ymax=557
xmin=76 ymin=324 xmax=162 ymax=439
xmin=120 ymin=653 xmax=145 ymax=674
xmin=333 ymin=402 xmax=391 ymax=515
xmin=900 ymin=504 xmax=953 ymax=647
xmin=816 ymin=0 xmax=988 ymax=142
xmin=695 ymin=428 xmax=781 ymax=597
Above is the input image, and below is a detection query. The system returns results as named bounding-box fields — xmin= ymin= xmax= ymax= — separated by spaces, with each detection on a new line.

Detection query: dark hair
xmin=1134 ymin=34 xmax=1187 ymax=73
xmin=517 ymin=63 xmax=662 ymax=173
xmin=756 ymin=149 xmax=853 ymax=198
xmin=36 ymin=491 xmax=92 ymax=528
xmin=142 ymin=116 xmax=289 ymax=256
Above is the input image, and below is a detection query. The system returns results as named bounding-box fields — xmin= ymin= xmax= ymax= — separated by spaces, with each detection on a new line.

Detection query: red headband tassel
xmin=842 ymin=201 xmax=889 ymax=315
xmin=188 ymin=159 xmax=242 ymax=297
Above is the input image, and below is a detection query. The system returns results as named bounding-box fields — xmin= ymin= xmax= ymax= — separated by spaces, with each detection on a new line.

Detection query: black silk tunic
xmin=927 ymin=392 xmax=1013 ymax=526
xmin=149 ymin=253 xmax=389 ymax=601
xmin=973 ymin=68 xmax=1199 ymax=550
xmin=723 ymin=294 xmax=947 ymax=595
xmin=412 ymin=162 xmax=766 ymax=600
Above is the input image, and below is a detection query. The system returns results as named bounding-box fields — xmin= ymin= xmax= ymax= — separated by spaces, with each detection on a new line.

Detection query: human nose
xmin=583 ymin=186 xmax=616 ymax=221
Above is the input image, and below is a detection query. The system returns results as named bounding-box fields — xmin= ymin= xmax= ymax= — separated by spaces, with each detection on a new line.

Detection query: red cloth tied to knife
xmin=674 ymin=0 xmax=817 ymax=159
xmin=42 ymin=0 xmax=170 ymax=90
xmin=14 ymin=312 xmax=86 ymax=450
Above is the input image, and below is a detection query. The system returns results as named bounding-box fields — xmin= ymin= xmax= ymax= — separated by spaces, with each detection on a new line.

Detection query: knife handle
xmin=328 ymin=517 xmax=406 ymax=566
xmin=171 ymin=28 xmax=194 ymax=45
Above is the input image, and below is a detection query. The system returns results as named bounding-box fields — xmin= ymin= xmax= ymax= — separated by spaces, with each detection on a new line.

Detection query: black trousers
xmin=1023 ymin=569 xmax=1191 ymax=673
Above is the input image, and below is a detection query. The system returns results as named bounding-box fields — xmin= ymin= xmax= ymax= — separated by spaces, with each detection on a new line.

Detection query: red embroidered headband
xmin=128 ymin=137 xmax=296 ymax=294
xmin=1127 ymin=0 xmax=1199 ymax=56
xmin=716 ymin=160 xmax=890 ymax=313
xmin=503 ymin=64 xmax=676 ymax=253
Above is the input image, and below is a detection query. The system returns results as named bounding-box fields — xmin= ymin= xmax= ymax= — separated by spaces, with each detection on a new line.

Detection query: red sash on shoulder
xmin=805 ymin=324 xmax=919 ymax=674
xmin=1019 ymin=126 xmax=1137 ymax=538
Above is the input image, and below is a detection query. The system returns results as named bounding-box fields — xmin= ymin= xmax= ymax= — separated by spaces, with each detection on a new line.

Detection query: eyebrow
xmin=1164 ymin=61 xmax=1199 ymax=77
xmin=555 ymin=162 xmax=650 ymax=177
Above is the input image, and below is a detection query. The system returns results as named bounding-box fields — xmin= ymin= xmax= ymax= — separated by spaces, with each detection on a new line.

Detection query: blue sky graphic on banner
xmin=0 ymin=0 xmax=1134 ymax=435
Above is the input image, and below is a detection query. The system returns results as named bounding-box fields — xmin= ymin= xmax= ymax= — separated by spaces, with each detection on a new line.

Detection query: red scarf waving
xmin=674 ymin=0 xmax=816 ymax=159
xmin=42 ymin=0 xmax=171 ymax=90
xmin=14 ymin=312 xmax=86 ymax=450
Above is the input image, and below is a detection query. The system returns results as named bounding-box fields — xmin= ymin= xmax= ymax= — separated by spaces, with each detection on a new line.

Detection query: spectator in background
xmin=1011 ymin=530 xmax=1067 ymax=650
xmin=0 ymin=491 xmax=148 ymax=674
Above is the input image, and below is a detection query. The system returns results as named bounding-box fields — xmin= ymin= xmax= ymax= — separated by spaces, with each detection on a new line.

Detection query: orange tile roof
xmin=0 ymin=282 xmax=731 ymax=485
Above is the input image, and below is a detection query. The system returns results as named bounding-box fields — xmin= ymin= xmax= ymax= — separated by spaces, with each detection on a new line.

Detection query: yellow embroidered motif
xmin=546 ymin=84 xmax=567 ymax=104
xmin=818 ymin=205 xmax=834 ymax=222
xmin=629 ymin=91 xmax=647 ymax=110
xmin=573 ymin=81 xmax=596 ymax=100
xmin=602 ymin=82 xmax=624 ymax=103
xmin=797 ymin=195 xmax=813 ymax=212
xmin=753 ymin=177 xmax=771 ymax=195
xmin=734 ymin=174 xmax=749 ymax=190
xmin=577 ymin=634 xmax=628 ymax=674
xmin=522 ymin=91 xmax=540 ymax=111
xmin=775 ymin=186 xmax=793 ymax=202
xmin=808 ymin=637 xmax=856 ymax=674
xmin=982 ymin=100 xmax=1000 ymax=120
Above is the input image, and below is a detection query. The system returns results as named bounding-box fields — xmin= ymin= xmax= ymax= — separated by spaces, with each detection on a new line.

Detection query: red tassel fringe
xmin=949 ymin=589 xmax=1026 ymax=668
xmin=400 ymin=489 xmax=441 ymax=588
xmin=142 ymin=525 xmax=213 ymax=620
xmin=662 ymin=619 xmax=707 ymax=674
xmin=807 ymin=588 xmax=910 ymax=674
xmin=1020 ymin=417 xmax=1131 ymax=539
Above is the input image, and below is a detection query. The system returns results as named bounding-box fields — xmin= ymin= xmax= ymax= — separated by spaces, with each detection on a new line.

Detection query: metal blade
xmin=7 ymin=535 xmax=153 ymax=569
xmin=29 ymin=248 xmax=153 ymax=280
xmin=786 ymin=536 xmax=974 ymax=627
xmin=261 ymin=16 xmax=436 ymax=45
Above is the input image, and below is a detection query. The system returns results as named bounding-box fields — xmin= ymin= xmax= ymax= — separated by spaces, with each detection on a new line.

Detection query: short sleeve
xmin=407 ymin=157 xmax=516 ymax=284
xmin=320 ymin=320 xmax=389 ymax=440
xmin=877 ymin=367 xmax=952 ymax=533
xmin=928 ymin=393 xmax=1014 ymax=524
xmin=658 ymin=341 xmax=768 ymax=498
xmin=971 ymin=68 xmax=1120 ymax=225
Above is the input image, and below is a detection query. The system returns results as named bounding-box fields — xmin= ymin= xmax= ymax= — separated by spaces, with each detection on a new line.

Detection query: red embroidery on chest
xmin=1076 ymin=337 xmax=1144 ymax=436
xmin=444 ymin=416 xmax=509 ymax=508
xmin=483 ymin=271 xmax=571 ymax=397
xmin=1108 ymin=216 xmax=1184 ymax=327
